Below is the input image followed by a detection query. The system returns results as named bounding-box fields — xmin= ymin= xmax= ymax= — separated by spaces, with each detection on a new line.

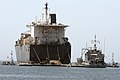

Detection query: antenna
xmin=103 ymin=37 xmax=105 ymax=54
xmin=42 ymin=13 xmax=44 ymax=23
xmin=86 ymin=42 xmax=87 ymax=49
xmin=35 ymin=16 xmax=38 ymax=23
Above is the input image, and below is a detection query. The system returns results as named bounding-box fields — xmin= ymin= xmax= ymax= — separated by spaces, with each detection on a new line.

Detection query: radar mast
xmin=91 ymin=35 xmax=100 ymax=50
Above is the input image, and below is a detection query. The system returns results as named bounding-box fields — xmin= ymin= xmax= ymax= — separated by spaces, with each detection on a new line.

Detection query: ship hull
xmin=85 ymin=64 xmax=107 ymax=68
xmin=15 ymin=43 xmax=71 ymax=64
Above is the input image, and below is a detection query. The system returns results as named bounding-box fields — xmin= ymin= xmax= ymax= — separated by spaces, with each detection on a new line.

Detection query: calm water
xmin=0 ymin=65 xmax=120 ymax=80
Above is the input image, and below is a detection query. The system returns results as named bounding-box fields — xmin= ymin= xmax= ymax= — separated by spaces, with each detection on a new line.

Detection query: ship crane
xmin=80 ymin=43 xmax=88 ymax=60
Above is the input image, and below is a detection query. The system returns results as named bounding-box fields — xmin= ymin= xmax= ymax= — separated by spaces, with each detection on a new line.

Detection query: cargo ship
xmin=15 ymin=3 xmax=71 ymax=66
xmin=77 ymin=35 xmax=107 ymax=68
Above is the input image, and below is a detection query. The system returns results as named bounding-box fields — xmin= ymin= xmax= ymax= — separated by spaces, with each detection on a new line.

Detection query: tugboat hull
xmin=85 ymin=64 xmax=106 ymax=68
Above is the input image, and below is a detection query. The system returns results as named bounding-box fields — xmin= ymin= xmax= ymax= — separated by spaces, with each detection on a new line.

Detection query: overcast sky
xmin=0 ymin=0 xmax=120 ymax=63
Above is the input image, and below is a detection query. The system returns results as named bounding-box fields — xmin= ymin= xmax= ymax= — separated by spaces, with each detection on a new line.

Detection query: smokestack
xmin=50 ymin=14 xmax=56 ymax=24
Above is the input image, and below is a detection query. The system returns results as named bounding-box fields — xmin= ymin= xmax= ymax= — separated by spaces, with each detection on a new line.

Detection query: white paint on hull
xmin=15 ymin=45 xmax=30 ymax=63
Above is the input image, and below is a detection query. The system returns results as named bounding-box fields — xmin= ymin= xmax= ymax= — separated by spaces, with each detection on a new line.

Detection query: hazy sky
xmin=0 ymin=0 xmax=120 ymax=62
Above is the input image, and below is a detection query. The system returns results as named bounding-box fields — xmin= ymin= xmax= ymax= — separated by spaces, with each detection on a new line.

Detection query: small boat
xmin=107 ymin=53 xmax=119 ymax=68
xmin=2 ymin=51 xmax=15 ymax=65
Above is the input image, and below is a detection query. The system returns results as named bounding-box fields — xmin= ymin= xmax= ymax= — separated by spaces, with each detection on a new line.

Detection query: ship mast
xmin=10 ymin=51 xmax=14 ymax=63
xmin=45 ymin=2 xmax=48 ymax=24
xmin=92 ymin=35 xmax=100 ymax=50
xmin=94 ymin=35 xmax=97 ymax=49
xmin=112 ymin=52 xmax=115 ymax=64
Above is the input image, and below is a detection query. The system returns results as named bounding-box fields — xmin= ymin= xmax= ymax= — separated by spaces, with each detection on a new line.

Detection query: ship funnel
xmin=50 ymin=14 xmax=56 ymax=24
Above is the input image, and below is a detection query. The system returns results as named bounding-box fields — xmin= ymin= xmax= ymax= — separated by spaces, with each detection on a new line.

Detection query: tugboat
xmin=15 ymin=3 xmax=71 ymax=66
xmin=2 ymin=51 xmax=15 ymax=65
xmin=107 ymin=53 xmax=119 ymax=68
xmin=77 ymin=35 xmax=106 ymax=68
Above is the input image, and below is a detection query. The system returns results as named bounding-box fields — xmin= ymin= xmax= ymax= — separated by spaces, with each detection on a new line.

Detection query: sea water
xmin=0 ymin=65 xmax=120 ymax=80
